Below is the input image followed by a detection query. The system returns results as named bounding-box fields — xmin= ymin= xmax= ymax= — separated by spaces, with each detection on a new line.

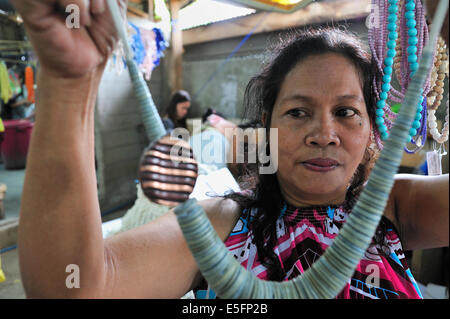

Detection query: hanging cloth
xmin=8 ymin=70 xmax=21 ymax=98
xmin=0 ymin=255 xmax=5 ymax=283
xmin=0 ymin=62 xmax=13 ymax=104
xmin=24 ymin=66 xmax=35 ymax=104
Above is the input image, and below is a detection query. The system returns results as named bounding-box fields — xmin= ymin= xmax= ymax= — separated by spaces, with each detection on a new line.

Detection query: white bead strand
xmin=428 ymin=94 xmax=449 ymax=143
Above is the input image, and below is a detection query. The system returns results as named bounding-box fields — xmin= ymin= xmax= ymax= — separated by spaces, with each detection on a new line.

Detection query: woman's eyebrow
xmin=336 ymin=94 xmax=364 ymax=103
xmin=280 ymin=94 xmax=364 ymax=104
xmin=280 ymin=94 xmax=314 ymax=104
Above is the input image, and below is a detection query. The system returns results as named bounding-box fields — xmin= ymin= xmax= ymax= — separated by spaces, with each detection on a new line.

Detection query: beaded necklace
xmin=428 ymin=93 xmax=449 ymax=144
xmin=427 ymin=37 xmax=449 ymax=144
xmin=369 ymin=0 xmax=433 ymax=153
xmin=427 ymin=37 xmax=447 ymax=109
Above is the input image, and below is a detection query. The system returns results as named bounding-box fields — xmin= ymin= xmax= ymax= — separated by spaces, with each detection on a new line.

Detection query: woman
xmin=14 ymin=0 xmax=448 ymax=299
xmin=192 ymin=28 xmax=447 ymax=299
xmin=162 ymin=90 xmax=191 ymax=133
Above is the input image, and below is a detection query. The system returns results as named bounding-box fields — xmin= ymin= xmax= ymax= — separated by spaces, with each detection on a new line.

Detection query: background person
xmin=162 ymin=90 xmax=191 ymax=134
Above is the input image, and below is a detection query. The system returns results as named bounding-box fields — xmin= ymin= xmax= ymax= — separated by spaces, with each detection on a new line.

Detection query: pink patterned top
xmin=193 ymin=203 xmax=422 ymax=299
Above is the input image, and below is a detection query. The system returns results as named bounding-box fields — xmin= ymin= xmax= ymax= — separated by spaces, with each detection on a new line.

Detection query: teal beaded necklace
xmin=375 ymin=0 xmax=425 ymax=142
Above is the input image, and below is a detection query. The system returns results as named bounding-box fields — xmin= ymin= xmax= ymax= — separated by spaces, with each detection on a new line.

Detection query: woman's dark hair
xmin=164 ymin=90 xmax=191 ymax=129
xmin=238 ymin=119 xmax=263 ymax=130
xmin=224 ymin=27 xmax=382 ymax=281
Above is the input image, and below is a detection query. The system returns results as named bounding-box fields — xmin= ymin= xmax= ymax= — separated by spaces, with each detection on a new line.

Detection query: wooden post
xmin=148 ymin=0 xmax=154 ymax=21
xmin=169 ymin=0 xmax=183 ymax=92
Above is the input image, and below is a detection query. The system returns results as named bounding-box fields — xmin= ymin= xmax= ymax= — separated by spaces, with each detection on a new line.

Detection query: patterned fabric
xmin=194 ymin=203 xmax=422 ymax=299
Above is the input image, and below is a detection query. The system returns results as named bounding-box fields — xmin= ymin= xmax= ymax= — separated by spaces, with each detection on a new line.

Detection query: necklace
xmin=427 ymin=36 xmax=448 ymax=110
xmin=428 ymin=93 xmax=449 ymax=144
xmin=427 ymin=36 xmax=449 ymax=144
xmin=370 ymin=0 xmax=432 ymax=154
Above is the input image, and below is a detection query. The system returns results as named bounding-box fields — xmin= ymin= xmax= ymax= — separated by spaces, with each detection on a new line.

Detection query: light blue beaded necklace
xmin=405 ymin=0 xmax=424 ymax=142
xmin=376 ymin=0 xmax=424 ymax=142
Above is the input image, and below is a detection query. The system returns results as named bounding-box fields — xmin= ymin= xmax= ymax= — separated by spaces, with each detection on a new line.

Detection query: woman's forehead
xmin=279 ymin=53 xmax=364 ymax=101
xmin=178 ymin=101 xmax=191 ymax=108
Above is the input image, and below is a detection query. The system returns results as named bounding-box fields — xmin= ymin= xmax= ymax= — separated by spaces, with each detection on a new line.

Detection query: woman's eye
xmin=336 ymin=108 xmax=357 ymax=117
xmin=287 ymin=109 xmax=307 ymax=118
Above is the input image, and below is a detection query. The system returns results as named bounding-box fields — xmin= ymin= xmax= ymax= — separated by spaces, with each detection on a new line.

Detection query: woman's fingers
xmin=10 ymin=0 xmax=127 ymax=77
xmin=86 ymin=19 xmax=115 ymax=62
xmin=90 ymin=0 xmax=106 ymax=15
xmin=86 ymin=1 xmax=119 ymax=60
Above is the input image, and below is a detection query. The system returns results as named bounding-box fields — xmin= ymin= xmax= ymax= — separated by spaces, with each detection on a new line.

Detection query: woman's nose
xmin=304 ymin=116 xmax=340 ymax=147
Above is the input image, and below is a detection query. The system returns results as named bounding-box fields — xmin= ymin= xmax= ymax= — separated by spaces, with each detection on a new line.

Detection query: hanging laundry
xmin=0 ymin=116 xmax=4 ymax=133
xmin=8 ymin=70 xmax=21 ymax=98
xmin=152 ymin=27 xmax=168 ymax=68
xmin=24 ymin=66 xmax=35 ymax=104
xmin=129 ymin=22 xmax=146 ymax=67
xmin=0 ymin=254 xmax=5 ymax=283
xmin=112 ymin=21 xmax=168 ymax=80
xmin=138 ymin=26 xmax=168 ymax=80
xmin=0 ymin=62 xmax=13 ymax=104
xmin=140 ymin=28 xmax=157 ymax=80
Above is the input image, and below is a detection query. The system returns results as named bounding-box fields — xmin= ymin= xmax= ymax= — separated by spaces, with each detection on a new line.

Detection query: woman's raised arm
xmin=13 ymin=0 xmax=240 ymax=298
xmin=392 ymin=173 xmax=449 ymax=251
xmin=14 ymin=0 xmax=123 ymax=297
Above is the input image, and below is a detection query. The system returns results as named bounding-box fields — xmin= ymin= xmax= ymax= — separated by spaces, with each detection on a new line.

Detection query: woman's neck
xmin=280 ymin=187 xmax=347 ymax=208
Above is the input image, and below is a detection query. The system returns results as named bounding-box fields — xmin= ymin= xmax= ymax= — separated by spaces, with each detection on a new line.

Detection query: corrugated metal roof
xmin=180 ymin=0 xmax=256 ymax=30
xmin=229 ymin=0 xmax=314 ymax=12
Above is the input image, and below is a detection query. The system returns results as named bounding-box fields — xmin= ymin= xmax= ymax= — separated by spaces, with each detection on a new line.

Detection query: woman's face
xmin=269 ymin=53 xmax=372 ymax=207
xmin=176 ymin=101 xmax=191 ymax=120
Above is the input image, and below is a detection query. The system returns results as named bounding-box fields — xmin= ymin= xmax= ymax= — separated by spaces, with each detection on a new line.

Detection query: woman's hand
xmin=11 ymin=0 xmax=127 ymax=78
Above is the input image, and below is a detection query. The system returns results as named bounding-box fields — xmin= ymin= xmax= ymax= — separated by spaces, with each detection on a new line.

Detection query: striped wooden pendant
xmin=139 ymin=136 xmax=198 ymax=207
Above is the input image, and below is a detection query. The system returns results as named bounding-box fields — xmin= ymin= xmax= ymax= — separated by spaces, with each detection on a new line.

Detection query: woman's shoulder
xmin=382 ymin=173 xmax=446 ymax=239
xmin=386 ymin=173 xmax=449 ymax=250
xmin=387 ymin=173 xmax=441 ymax=221
xmin=197 ymin=197 xmax=242 ymax=241
xmin=379 ymin=174 xmax=413 ymax=240
xmin=162 ymin=117 xmax=174 ymax=129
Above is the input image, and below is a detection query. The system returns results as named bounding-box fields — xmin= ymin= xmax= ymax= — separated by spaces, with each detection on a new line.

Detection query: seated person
xmin=189 ymin=108 xmax=237 ymax=173
xmin=161 ymin=90 xmax=191 ymax=133
xmin=1 ymin=94 xmax=32 ymax=120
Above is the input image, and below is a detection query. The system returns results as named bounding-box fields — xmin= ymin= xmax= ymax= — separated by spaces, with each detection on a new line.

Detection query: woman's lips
xmin=301 ymin=158 xmax=340 ymax=172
